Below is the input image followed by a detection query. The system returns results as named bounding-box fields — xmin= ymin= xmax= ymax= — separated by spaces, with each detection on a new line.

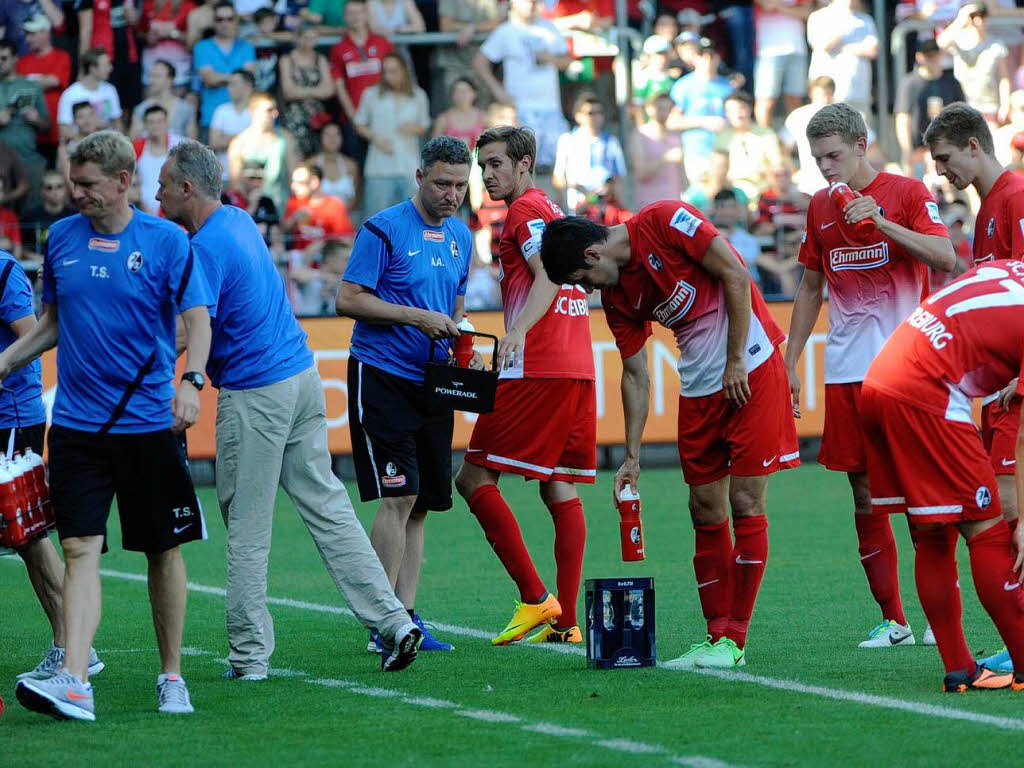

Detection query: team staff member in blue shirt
xmin=0 ymin=251 xmax=106 ymax=684
xmin=337 ymin=136 xmax=475 ymax=653
xmin=3 ymin=131 xmax=213 ymax=722
xmin=156 ymin=140 xmax=423 ymax=677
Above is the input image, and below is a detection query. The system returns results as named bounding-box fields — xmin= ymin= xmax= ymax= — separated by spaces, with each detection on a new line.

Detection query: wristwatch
xmin=181 ymin=371 xmax=206 ymax=391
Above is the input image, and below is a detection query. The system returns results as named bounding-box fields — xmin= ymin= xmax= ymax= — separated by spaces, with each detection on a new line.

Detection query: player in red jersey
xmin=540 ymin=202 xmax=799 ymax=669
xmin=924 ymin=101 xmax=1024 ymax=673
xmin=785 ymin=103 xmax=957 ymax=649
xmin=862 ymin=260 xmax=1024 ymax=691
xmin=454 ymin=126 xmax=596 ymax=646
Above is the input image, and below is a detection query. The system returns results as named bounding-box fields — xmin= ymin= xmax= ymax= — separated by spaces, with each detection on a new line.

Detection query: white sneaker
xmin=661 ymin=637 xmax=716 ymax=669
xmin=16 ymin=670 xmax=95 ymax=721
xmin=922 ymin=624 xmax=937 ymax=646
xmin=157 ymin=673 xmax=194 ymax=714
xmin=222 ymin=667 xmax=267 ymax=681
xmin=17 ymin=645 xmax=105 ymax=681
xmin=858 ymin=620 xmax=915 ymax=648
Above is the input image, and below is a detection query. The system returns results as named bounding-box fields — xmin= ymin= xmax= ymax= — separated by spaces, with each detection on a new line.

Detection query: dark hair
xmin=0 ymin=40 xmax=17 ymax=58
xmin=476 ymin=125 xmax=536 ymax=172
xmin=143 ymin=103 xmax=168 ymax=119
xmin=540 ymin=216 xmax=610 ymax=286
xmin=449 ymin=76 xmax=478 ymax=100
xmin=573 ymin=91 xmax=603 ymax=115
xmin=420 ymin=135 xmax=471 ymax=171
xmin=254 ymin=7 xmax=278 ymax=24
xmin=152 ymin=58 xmax=177 ymax=81
xmin=71 ymin=100 xmax=94 ymax=117
xmin=214 ymin=0 xmax=235 ymax=12
xmin=299 ymin=162 xmax=323 ymax=182
xmin=923 ymin=101 xmax=995 ymax=155
xmin=713 ymin=189 xmax=739 ymax=204
xmin=725 ymin=90 xmax=754 ymax=108
xmin=231 ymin=68 xmax=256 ymax=88
xmin=80 ymin=47 xmax=107 ymax=75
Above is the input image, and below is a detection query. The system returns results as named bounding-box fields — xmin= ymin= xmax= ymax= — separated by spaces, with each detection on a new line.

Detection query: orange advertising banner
xmin=36 ymin=304 xmax=830 ymax=459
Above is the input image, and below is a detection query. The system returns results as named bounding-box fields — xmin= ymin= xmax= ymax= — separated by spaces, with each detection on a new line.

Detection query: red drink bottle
xmin=618 ymin=483 xmax=645 ymax=562
xmin=829 ymin=182 xmax=877 ymax=238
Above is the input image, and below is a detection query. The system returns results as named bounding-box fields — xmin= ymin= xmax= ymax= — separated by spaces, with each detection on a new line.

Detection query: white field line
xmin=173 ymin=645 xmax=738 ymax=767
xmin=7 ymin=559 xmax=1024 ymax=734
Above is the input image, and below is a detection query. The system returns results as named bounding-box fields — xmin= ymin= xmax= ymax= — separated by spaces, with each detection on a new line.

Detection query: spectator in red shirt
xmin=87 ymin=0 xmax=142 ymax=114
xmin=0 ymin=175 xmax=23 ymax=260
xmin=138 ymin=0 xmax=195 ymax=90
xmin=14 ymin=14 xmax=69 ymax=163
xmin=283 ymin=162 xmax=355 ymax=255
xmin=330 ymin=0 xmax=394 ymax=163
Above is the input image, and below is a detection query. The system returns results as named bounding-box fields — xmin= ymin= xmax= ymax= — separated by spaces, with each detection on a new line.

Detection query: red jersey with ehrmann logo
xmin=602 ymin=201 xmax=784 ymax=398
xmin=799 ymin=172 xmax=949 ymax=385
xmin=498 ymin=187 xmax=594 ymax=380
xmin=865 ymin=260 xmax=1024 ymax=419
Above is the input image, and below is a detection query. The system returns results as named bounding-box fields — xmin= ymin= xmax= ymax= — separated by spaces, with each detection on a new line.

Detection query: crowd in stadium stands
xmin=4 ymin=0 xmax=1024 ymax=313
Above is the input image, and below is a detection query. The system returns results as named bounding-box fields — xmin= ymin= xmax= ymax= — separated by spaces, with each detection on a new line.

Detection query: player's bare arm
xmin=0 ymin=303 xmax=59 ymax=382
xmin=702 ymin=236 xmax=753 ymax=408
xmin=843 ymin=196 xmax=957 ymax=272
xmin=496 ymin=254 xmax=559 ymax=371
xmin=616 ymin=346 xmax=649 ymax=504
xmin=783 ymin=268 xmax=826 ymax=418
xmin=337 ymin=280 xmax=460 ymax=339
xmin=172 ymin=305 xmax=212 ymax=433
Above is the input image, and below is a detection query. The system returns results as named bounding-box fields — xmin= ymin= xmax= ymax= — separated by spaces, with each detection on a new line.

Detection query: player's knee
xmin=454 ymin=465 xmax=479 ymax=500
xmin=728 ymin=488 xmax=764 ymax=519
xmin=688 ymin=494 xmax=726 ymax=526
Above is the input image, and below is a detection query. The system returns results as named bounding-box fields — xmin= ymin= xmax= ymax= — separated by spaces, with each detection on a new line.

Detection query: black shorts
xmin=48 ymin=425 xmax=205 ymax=554
xmin=3 ymin=421 xmax=46 ymax=455
xmin=348 ymin=356 xmax=454 ymax=511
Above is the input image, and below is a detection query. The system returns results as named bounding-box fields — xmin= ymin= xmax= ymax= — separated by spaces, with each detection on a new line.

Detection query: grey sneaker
xmin=222 ymin=667 xmax=268 ymax=681
xmin=16 ymin=670 xmax=95 ymax=721
xmin=381 ymin=622 xmax=422 ymax=672
xmin=156 ymin=673 xmax=194 ymax=714
xmin=17 ymin=645 xmax=105 ymax=681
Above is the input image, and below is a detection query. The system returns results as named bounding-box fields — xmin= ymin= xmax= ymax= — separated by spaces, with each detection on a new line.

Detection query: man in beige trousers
xmin=157 ymin=139 xmax=422 ymax=678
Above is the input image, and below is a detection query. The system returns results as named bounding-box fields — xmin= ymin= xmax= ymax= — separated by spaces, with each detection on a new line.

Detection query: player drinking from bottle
xmin=455 ymin=126 xmax=596 ymax=645
xmin=785 ymin=103 xmax=957 ymax=649
xmin=540 ymin=202 xmax=799 ymax=669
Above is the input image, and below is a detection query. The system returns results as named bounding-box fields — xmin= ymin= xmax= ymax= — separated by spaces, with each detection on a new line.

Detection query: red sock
xmin=726 ymin=515 xmax=768 ymax=649
xmin=855 ymin=514 xmax=907 ymax=625
xmin=693 ymin=521 xmax=732 ymax=641
xmin=912 ymin=524 xmax=973 ymax=674
xmin=967 ymin=521 xmax=1024 ymax=672
xmin=468 ymin=485 xmax=545 ymax=603
xmin=546 ymin=497 xmax=585 ymax=627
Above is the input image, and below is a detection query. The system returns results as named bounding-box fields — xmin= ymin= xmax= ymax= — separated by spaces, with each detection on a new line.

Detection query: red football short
xmin=677 ymin=350 xmax=800 ymax=486
xmin=465 ymin=378 xmax=597 ymax=483
xmin=981 ymin=401 xmax=1020 ymax=476
xmin=818 ymin=382 xmax=868 ymax=473
xmin=861 ymin=386 xmax=1002 ymax=524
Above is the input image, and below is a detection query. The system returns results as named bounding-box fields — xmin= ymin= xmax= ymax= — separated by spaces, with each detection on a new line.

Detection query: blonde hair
xmin=68 ymin=129 xmax=136 ymax=178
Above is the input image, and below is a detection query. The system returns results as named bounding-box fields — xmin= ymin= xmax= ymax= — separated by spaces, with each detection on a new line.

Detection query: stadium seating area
xmin=1 ymin=0 xmax=1023 ymax=311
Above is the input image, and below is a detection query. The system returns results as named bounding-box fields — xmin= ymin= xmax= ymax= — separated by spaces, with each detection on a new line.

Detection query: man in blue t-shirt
xmin=669 ymin=38 xmax=733 ymax=185
xmin=192 ymin=2 xmax=256 ymax=130
xmin=337 ymin=136 xmax=475 ymax=654
xmin=0 ymin=252 xmax=106 ymax=684
xmin=1 ymin=131 xmax=212 ymax=722
xmin=156 ymin=139 xmax=423 ymax=677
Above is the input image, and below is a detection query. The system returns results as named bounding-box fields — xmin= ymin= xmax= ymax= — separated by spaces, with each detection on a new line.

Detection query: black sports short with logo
xmin=48 ymin=425 xmax=205 ymax=553
xmin=347 ymin=355 xmax=454 ymax=511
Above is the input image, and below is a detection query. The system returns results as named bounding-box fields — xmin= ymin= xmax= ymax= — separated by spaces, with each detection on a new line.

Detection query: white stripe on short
xmin=553 ymin=466 xmax=597 ymax=477
xmin=871 ymin=497 xmax=906 ymax=505
xmin=780 ymin=451 xmax=800 ymax=463
xmin=357 ymin=361 xmax=381 ymax=496
xmin=907 ymin=505 xmax=963 ymax=516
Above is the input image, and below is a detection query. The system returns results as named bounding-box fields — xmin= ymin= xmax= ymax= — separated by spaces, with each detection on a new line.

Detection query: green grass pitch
xmin=2 ymin=463 xmax=1024 ymax=766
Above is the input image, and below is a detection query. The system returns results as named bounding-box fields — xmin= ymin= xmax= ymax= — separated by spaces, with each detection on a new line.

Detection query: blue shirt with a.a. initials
xmin=42 ymin=209 xmax=212 ymax=433
xmin=344 ymin=199 xmax=472 ymax=382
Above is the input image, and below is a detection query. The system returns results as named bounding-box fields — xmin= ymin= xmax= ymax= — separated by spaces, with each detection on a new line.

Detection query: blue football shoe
xmin=412 ymin=613 xmax=454 ymax=651
xmin=978 ymin=646 xmax=1014 ymax=673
